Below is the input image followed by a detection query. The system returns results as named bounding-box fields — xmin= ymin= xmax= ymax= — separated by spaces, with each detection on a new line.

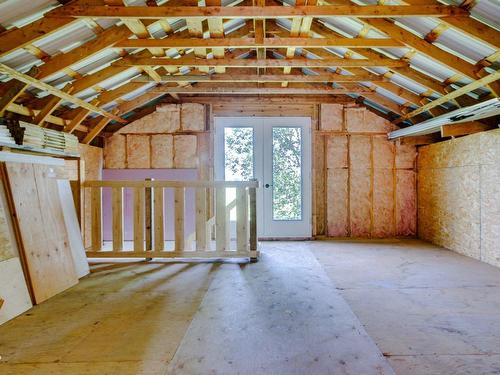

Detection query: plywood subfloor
xmin=310 ymin=239 xmax=500 ymax=375
xmin=1 ymin=240 xmax=500 ymax=374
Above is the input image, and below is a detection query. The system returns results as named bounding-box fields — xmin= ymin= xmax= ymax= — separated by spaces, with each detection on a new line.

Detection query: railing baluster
xmin=174 ymin=187 xmax=185 ymax=253
xmin=145 ymin=178 xmax=153 ymax=251
xmin=111 ymin=187 xmax=123 ymax=251
xmin=133 ymin=187 xmax=145 ymax=251
xmin=216 ymin=187 xmax=229 ymax=251
xmin=236 ymin=187 xmax=249 ymax=253
xmin=91 ymin=186 xmax=102 ymax=251
xmin=153 ymin=186 xmax=164 ymax=251
xmin=249 ymin=185 xmax=257 ymax=258
xmin=84 ymin=180 xmax=259 ymax=261
xmin=195 ymin=187 xmax=208 ymax=251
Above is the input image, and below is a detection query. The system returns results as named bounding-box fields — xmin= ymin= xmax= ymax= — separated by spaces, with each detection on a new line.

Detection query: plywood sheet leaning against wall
xmin=4 ymin=159 xmax=78 ymax=304
xmin=79 ymin=144 xmax=103 ymax=250
xmin=320 ymin=105 xmax=417 ymax=238
xmin=418 ymin=129 xmax=500 ymax=267
xmin=58 ymin=179 xmax=90 ymax=278
xmin=0 ymin=174 xmax=32 ymax=324
xmin=104 ymin=103 xmax=206 ymax=169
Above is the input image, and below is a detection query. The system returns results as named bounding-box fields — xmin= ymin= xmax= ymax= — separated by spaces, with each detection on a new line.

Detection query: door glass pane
xmin=272 ymin=127 xmax=302 ymax=221
xmin=224 ymin=127 xmax=254 ymax=221
xmin=224 ymin=127 xmax=254 ymax=181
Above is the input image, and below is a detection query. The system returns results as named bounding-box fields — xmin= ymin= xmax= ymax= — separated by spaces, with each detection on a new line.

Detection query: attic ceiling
xmin=0 ymin=0 xmax=498 ymax=141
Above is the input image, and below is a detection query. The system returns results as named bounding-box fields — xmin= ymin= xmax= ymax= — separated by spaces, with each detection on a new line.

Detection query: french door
xmin=215 ymin=117 xmax=312 ymax=238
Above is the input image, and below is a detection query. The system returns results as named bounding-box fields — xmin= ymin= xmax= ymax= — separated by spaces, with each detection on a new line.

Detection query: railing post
xmin=153 ymin=185 xmax=164 ymax=252
xmin=236 ymin=187 xmax=249 ymax=253
xmin=195 ymin=187 xmax=208 ymax=251
xmin=145 ymin=178 xmax=153 ymax=254
xmin=249 ymin=181 xmax=258 ymax=262
xmin=111 ymin=187 xmax=123 ymax=251
xmin=174 ymin=187 xmax=185 ymax=253
xmin=215 ymin=187 xmax=229 ymax=251
xmin=133 ymin=187 xmax=145 ymax=252
xmin=91 ymin=186 xmax=102 ymax=251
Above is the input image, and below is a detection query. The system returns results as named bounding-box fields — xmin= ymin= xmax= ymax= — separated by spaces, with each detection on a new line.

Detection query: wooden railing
xmin=83 ymin=180 xmax=259 ymax=261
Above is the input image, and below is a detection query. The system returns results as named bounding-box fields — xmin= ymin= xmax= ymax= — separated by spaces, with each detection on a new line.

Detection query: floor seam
xmin=163 ymin=265 xmax=223 ymax=369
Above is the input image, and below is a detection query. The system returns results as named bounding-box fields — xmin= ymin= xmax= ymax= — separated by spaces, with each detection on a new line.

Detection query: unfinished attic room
xmin=1 ymin=1 xmax=500 ymax=375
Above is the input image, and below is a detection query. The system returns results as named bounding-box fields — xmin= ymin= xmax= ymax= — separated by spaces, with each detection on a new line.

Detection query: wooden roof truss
xmin=0 ymin=0 xmax=497 ymax=141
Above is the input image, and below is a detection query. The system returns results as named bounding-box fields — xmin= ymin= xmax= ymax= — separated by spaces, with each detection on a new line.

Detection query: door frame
xmin=214 ymin=116 xmax=312 ymax=239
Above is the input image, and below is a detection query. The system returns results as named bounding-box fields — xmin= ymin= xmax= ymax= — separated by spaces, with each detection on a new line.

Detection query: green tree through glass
xmin=272 ymin=127 xmax=302 ymax=221
xmin=224 ymin=127 xmax=254 ymax=181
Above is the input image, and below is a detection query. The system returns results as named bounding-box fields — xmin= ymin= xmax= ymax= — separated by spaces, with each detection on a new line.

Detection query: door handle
xmin=265 ymin=183 xmax=273 ymax=188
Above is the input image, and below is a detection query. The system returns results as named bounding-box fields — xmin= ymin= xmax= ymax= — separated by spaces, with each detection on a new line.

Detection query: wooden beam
xmin=116 ymin=91 xmax=165 ymax=115
xmin=396 ymin=71 xmax=500 ymax=122
xmin=398 ymin=135 xmax=437 ymax=145
xmin=147 ymin=83 xmax=371 ymax=95
xmin=309 ymin=20 xmax=448 ymax=96
xmin=82 ymin=111 xmax=117 ymax=144
xmin=400 ymin=0 xmax=500 ymax=50
xmin=133 ymin=73 xmax=383 ymax=83
xmin=6 ymin=102 xmax=88 ymax=132
xmin=116 ymin=56 xmax=407 ymax=68
xmin=64 ymin=107 xmax=92 ymax=134
xmin=206 ymin=0 xmax=226 ymax=73
xmin=115 ymin=37 xmax=403 ymax=49
xmin=47 ymin=5 xmax=467 ymax=19
xmin=33 ymin=84 xmax=74 ymax=126
xmin=0 ymin=18 xmax=79 ymax=58
xmin=35 ymin=24 xmax=132 ymax=80
xmin=363 ymin=19 xmax=478 ymax=80
xmin=0 ymin=63 xmax=125 ymax=123
xmin=0 ymin=80 xmax=30 ymax=117
xmin=440 ymin=122 xmax=497 ymax=137
xmin=172 ymin=94 xmax=356 ymax=105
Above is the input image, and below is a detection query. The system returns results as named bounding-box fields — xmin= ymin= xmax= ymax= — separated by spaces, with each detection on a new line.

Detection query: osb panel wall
xmin=79 ymin=144 xmax=103 ymax=249
xmin=104 ymin=104 xmax=206 ymax=170
xmin=319 ymin=104 xmax=417 ymax=238
xmin=418 ymin=129 xmax=500 ymax=267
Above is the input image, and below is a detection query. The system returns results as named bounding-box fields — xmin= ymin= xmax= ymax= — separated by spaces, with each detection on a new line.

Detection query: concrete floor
xmin=0 ymin=239 xmax=499 ymax=374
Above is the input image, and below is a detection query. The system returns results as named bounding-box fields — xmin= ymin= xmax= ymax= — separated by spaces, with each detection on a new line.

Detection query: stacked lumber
xmin=0 ymin=119 xmax=17 ymax=145
xmin=5 ymin=120 xmax=79 ymax=154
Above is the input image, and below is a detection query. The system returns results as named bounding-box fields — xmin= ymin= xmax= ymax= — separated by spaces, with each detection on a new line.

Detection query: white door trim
xmin=214 ymin=117 xmax=312 ymax=238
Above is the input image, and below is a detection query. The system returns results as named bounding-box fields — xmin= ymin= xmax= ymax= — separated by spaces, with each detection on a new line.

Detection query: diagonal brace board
xmin=0 ymin=63 xmax=125 ymax=123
